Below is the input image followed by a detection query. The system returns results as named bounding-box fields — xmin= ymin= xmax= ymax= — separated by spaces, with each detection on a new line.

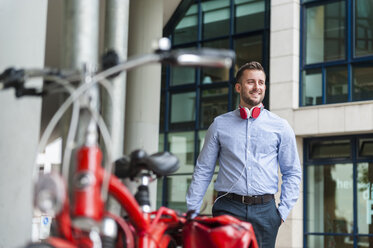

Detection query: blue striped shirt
xmin=186 ymin=108 xmax=302 ymax=221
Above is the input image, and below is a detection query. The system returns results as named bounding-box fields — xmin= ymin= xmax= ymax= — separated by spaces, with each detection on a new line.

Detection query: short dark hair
xmin=235 ymin=61 xmax=266 ymax=84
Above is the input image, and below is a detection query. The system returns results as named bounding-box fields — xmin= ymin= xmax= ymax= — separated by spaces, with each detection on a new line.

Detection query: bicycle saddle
xmin=115 ymin=149 xmax=180 ymax=179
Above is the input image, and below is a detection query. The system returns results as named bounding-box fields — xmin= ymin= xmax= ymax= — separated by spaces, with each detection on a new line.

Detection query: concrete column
xmin=269 ymin=0 xmax=302 ymax=248
xmin=0 ymin=0 xmax=48 ymax=247
xmin=126 ymin=0 xmax=163 ymax=208
xmin=102 ymin=0 xmax=130 ymax=214
xmin=103 ymin=0 xmax=130 ymax=160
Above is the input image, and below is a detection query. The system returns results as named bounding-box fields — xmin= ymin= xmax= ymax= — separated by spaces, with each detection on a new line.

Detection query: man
xmin=186 ymin=61 xmax=302 ymax=248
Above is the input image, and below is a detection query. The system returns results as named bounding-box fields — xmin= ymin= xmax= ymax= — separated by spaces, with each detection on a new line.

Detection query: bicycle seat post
xmin=135 ymin=172 xmax=151 ymax=213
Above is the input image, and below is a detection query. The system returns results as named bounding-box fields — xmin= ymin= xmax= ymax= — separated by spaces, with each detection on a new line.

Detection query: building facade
xmin=158 ymin=0 xmax=373 ymax=247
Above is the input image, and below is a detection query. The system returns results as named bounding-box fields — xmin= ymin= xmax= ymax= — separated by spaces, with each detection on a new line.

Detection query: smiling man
xmin=186 ymin=61 xmax=302 ymax=248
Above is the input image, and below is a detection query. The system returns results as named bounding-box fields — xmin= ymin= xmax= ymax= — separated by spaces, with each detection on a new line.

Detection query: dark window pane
xmin=326 ymin=66 xmax=348 ymax=104
xmin=305 ymin=1 xmax=345 ymax=64
xmin=357 ymin=162 xmax=373 ymax=235
xmin=359 ymin=138 xmax=373 ymax=157
xmin=170 ymin=92 xmax=195 ymax=130
xmin=170 ymin=66 xmax=196 ymax=86
xmin=302 ymin=69 xmax=322 ymax=106
xmin=159 ymin=93 xmax=165 ymax=131
xmin=202 ymin=0 xmax=230 ymax=39
xmin=235 ymin=0 xmax=265 ymax=33
xmin=355 ymin=0 xmax=373 ymax=57
xmin=234 ymin=35 xmax=263 ymax=71
xmin=202 ymin=39 xmax=230 ymax=84
xmin=173 ymin=4 xmax=198 ymax=45
xmin=307 ymin=234 xmax=353 ymax=248
xmin=200 ymin=87 xmax=228 ymax=128
xmin=309 ymin=139 xmax=351 ymax=160
xmin=353 ymin=64 xmax=373 ymax=101
xmin=307 ymin=164 xmax=353 ymax=234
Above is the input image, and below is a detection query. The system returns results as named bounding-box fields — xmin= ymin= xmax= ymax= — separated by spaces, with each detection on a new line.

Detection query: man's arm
xmin=277 ymin=121 xmax=302 ymax=221
xmin=186 ymin=120 xmax=219 ymax=215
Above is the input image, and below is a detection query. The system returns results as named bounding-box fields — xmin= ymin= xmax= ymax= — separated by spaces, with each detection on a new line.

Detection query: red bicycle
xmin=0 ymin=38 xmax=258 ymax=248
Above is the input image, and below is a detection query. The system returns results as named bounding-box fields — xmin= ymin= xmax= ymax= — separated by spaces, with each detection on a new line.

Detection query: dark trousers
xmin=212 ymin=195 xmax=282 ymax=248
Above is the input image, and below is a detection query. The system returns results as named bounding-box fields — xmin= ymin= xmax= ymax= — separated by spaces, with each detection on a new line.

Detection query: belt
xmin=218 ymin=192 xmax=274 ymax=205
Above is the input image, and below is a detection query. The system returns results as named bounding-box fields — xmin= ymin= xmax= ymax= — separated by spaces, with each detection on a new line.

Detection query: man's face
xmin=235 ymin=69 xmax=266 ymax=108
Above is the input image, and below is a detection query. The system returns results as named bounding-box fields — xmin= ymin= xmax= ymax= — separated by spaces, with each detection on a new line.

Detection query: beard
xmin=241 ymin=90 xmax=265 ymax=107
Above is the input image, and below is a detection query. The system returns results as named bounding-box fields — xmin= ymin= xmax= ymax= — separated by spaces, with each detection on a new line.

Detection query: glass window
xmin=160 ymin=93 xmax=165 ymax=130
xmin=305 ymin=1 xmax=345 ymax=64
xmin=201 ymin=39 xmax=230 ymax=84
xmin=357 ymin=162 xmax=373 ymax=235
xmin=201 ymin=0 xmax=230 ymax=39
xmin=156 ymin=174 xmax=218 ymax=214
xmin=234 ymin=35 xmax=263 ymax=72
xmin=307 ymin=163 xmax=353 ymax=234
xmin=168 ymin=131 xmax=195 ymax=174
xmin=357 ymin=236 xmax=373 ymax=248
xmin=170 ymin=66 xmax=196 ymax=86
xmin=353 ymin=64 xmax=373 ymax=101
xmin=306 ymin=235 xmax=353 ymax=248
xmin=355 ymin=0 xmax=373 ymax=57
xmin=302 ymin=69 xmax=323 ymax=106
xmin=235 ymin=0 xmax=265 ymax=33
xmin=359 ymin=138 xmax=373 ymax=157
xmin=173 ymin=4 xmax=198 ymax=45
xmin=170 ymin=91 xmax=196 ymax=130
xmin=326 ymin=66 xmax=348 ymax=104
xmin=309 ymin=139 xmax=351 ymax=160
xmin=200 ymin=88 xmax=228 ymax=128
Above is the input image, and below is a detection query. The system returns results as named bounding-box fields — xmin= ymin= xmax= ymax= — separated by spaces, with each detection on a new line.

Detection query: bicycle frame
xmin=47 ymin=145 xmax=185 ymax=248
xmin=1 ymin=39 xmax=258 ymax=248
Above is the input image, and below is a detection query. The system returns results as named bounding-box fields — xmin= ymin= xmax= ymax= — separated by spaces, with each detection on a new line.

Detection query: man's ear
xmin=235 ymin=83 xmax=241 ymax=93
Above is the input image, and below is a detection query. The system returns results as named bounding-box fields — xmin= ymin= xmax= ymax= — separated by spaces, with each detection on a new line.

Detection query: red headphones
xmin=239 ymin=105 xmax=263 ymax=119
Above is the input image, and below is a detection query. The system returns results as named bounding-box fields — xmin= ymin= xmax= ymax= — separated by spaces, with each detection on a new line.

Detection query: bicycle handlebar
xmin=0 ymin=40 xmax=235 ymax=97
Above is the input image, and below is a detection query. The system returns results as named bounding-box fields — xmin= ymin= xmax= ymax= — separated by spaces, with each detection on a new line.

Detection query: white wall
xmin=0 ymin=0 xmax=48 ymax=247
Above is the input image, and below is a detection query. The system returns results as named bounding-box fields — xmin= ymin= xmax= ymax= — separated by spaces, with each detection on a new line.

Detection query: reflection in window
xmin=309 ymin=139 xmax=351 ymax=160
xmin=157 ymin=174 xmax=218 ymax=215
xmin=326 ymin=66 xmax=348 ymax=104
xmin=355 ymin=0 xmax=373 ymax=57
xmin=234 ymin=35 xmax=263 ymax=72
xmin=235 ymin=0 xmax=265 ymax=33
xmin=202 ymin=0 xmax=230 ymax=39
xmin=202 ymin=39 xmax=230 ymax=84
xmin=307 ymin=235 xmax=353 ymax=248
xmin=357 ymin=162 xmax=373 ymax=236
xmin=307 ymin=164 xmax=353 ymax=236
xmin=170 ymin=66 xmax=196 ymax=86
xmin=170 ymin=92 xmax=195 ymax=130
xmin=353 ymin=65 xmax=373 ymax=101
xmin=173 ymin=4 xmax=198 ymax=45
xmin=200 ymin=88 xmax=228 ymax=128
xmin=302 ymin=69 xmax=322 ymax=106
xmin=168 ymin=132 xmax=194 ymax=174
xmin=305 ymin=1 xmax=345 ymax=64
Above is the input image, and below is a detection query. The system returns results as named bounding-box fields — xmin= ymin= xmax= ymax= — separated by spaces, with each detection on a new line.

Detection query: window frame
xmin=303 ymin=134 xmax=373 ymax=248
xmin=300 ymin=0 xmax=373 ymax=107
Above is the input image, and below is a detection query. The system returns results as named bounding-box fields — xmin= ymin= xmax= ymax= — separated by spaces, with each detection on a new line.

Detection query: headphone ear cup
xmin=239 ymin=107 xmax=248 ymax=119
xmin=251 ymin=107 xmax=261 ymax=119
